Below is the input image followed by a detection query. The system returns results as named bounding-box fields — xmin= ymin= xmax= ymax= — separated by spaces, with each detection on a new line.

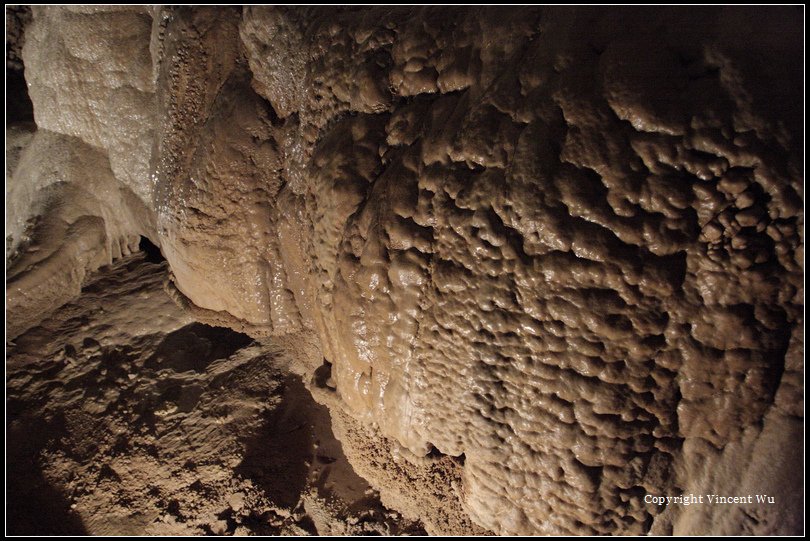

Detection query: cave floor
xmin=6 ymin=252 xmax=424 ymax=535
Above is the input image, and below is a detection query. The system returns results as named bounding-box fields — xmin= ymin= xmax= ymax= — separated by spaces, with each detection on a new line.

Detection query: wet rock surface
xmin=6 ymin=6 xmax=803 ymax=535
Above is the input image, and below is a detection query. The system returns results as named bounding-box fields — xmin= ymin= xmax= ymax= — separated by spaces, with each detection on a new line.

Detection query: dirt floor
xmin=6 ymin=252 xmax=425 ymax=535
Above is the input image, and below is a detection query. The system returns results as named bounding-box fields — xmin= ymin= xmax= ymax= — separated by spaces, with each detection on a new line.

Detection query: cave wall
xmin=6 ymin=6 xmax=804 ymax=535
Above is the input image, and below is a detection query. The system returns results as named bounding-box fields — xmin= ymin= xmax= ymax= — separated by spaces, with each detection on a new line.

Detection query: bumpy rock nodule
xmin=7 ymin=6 xmax=803 ymax=535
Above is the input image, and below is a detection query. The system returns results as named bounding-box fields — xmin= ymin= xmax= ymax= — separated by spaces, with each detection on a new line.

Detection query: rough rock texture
xmin=22 ymin=6 xmax=157 ymax=207
xmin=7 ymin=6 xmax=156 ymax=335
xmin=7 ymin=253 xmax=424 ymax=535
xmin=151 ymin=8 xmax=305 ymax=334
xmin=6 ymin=131 xmax=151 ymax=337
xmin=6 ymin=6 xmax=804 ymax=536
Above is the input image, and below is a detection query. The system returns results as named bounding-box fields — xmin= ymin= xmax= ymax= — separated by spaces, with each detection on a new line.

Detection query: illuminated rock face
xmin=7 ymin=6 xmax=155 ymax=336
xmin=7 ymin=6 xmax=803 ymax=535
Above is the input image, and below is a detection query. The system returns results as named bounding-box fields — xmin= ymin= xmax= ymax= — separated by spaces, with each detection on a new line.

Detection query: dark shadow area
xmin=6 ymin=68 xmax=34 ymax=123
xmin=144 ymin=322 xmax=253 ymax=373
xmin=234 ymin=375 xmax=428 ymax=534
xmin=6 ymin=466 xmax=88 ymax=535
xmin=6 ymin=412 xmax=88 ymax=535
xmin=139 ymin=235 xmax=166 ymax=263
xmin=6 ymin=6 xmax=34 ymax=123
xmin=235 ymin=376 xmax=313 ymax=510
xmin=312 ymin=358 xmax=336 ymax=390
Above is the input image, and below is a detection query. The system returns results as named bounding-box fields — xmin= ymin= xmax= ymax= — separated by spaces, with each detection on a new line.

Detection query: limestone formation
xmin=6 ymin=6 xmax=803 ymax=535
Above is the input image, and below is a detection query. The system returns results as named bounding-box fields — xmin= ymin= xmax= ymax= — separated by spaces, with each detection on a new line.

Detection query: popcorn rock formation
xmin=6 ymin=6 xmax=803 ymax=535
